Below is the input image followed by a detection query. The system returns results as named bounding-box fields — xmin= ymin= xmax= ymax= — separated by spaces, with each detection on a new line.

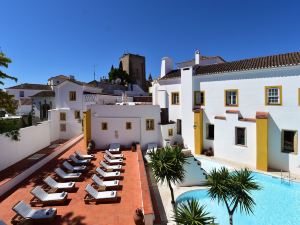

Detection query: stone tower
xmin=119 ymin=53 xmax=146 ymax=91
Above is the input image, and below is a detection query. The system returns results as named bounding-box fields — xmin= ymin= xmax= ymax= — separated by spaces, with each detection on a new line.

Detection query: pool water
xmin=176 ymin=172 xmax=300 ymax=225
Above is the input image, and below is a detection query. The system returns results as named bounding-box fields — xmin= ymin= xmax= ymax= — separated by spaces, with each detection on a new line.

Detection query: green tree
xmin=174 ymin=199 xmax=215 ymax=225
xmin=148 ymin=146 xmax=187 ymax=207
xmin=108 ymin=64 xmax=132 ymax=85
xmin=0 ymin=51 xmax=20 ymax=140
xmin=207 ymin=167 xmax=261 ymax=225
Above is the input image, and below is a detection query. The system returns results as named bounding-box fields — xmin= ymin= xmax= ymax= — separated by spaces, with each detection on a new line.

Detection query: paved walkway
xmin=0 ymin=140 xmax=149 ymax=225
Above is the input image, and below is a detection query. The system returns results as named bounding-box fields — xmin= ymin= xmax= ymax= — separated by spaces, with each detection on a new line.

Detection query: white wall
xmin=214 ymin=113 xmax=257 ymax=168
xmin=200 ymin=65 xmax=300 ymax=174
xmin=5 ymin=89 xmax=47 ymax=100
xmin=48 ymin=109 xmax=82 ymax=140
xmin=0 ymin=121 xmax=51 ymax=171
xmin=89 ymin=105 xmax=162 ymax=150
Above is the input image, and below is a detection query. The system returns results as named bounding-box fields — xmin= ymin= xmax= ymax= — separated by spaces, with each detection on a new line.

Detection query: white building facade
xmin=153 ymin=51 xmax=300 ymax=175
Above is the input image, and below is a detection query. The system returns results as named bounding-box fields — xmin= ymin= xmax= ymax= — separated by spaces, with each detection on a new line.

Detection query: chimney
xmin=160 ymin=57 xmax=173 ymax=78
xmin=195 ymin=50 xmax=201 ymax=65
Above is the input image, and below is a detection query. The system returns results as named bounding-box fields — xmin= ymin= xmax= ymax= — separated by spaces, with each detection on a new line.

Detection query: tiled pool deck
xmin=0 ymin=139 xmax=158 ymax=225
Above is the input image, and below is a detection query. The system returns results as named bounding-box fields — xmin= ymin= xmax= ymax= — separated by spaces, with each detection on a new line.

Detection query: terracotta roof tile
xmin=6 ymin=83 xmax=51 ymax=90
xmin=256 ymin=112 xmax=269 ymax=119
xmin=160 ymin=51 xmax=300 ymax=80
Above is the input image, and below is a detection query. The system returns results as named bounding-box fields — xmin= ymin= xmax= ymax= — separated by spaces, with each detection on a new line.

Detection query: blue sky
xmin=1 ymin=0 xmax=300 ymax=88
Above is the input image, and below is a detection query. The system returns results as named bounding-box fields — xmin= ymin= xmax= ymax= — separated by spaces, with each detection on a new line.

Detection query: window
xmin=69 ymin=91 xmax=76 ymax=101
xmin=265 ymin=86 xmax=282 ymax=105
xmin=206 ymin=124 xmax=214 ymax=140
xmin=101 ymin=122 xmax=108 ymax=130
xmin=282 ymin=130 xmax=298 ymax=154
xmin=146 ymin=119 xmax=155 ymax=131
xmin=194 ymin=91 xmax=205 ymax=106
xmin=168 ymin=129 xmax=173 ymax=136
xmin=74 ymin=111 xmax=80 ymax=119
xmin=235 ymin=127 xmax=246 ymax=146
xmin=171 ymin=92 xmax=180 ymax=105
xmin=177 ymin=119 xmax=182 ymax=135
xmin=60 ymin=124 xmax=66 ymax=132
xmin=126 ymin=122 xmax=132 ymax=130
xmin=225 ymin=90 xmax=238 ymax=106
xmin=19 ymin=91 xmax=24 ymax=98
xmin=60 ymin=112 xmax=66 ymax=121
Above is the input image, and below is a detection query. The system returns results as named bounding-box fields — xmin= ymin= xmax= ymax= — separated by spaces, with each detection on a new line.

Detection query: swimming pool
xmin=176 ymin=172 xmax=300 ymax=225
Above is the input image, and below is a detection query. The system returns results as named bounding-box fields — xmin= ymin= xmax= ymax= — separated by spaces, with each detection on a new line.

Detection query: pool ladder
xmin=280 ymin=170 xmax=296 ymax=184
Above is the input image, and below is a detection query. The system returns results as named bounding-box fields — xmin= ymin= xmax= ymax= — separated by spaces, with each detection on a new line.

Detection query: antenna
xmin=93 ymin=64 xmax=96 ymax=81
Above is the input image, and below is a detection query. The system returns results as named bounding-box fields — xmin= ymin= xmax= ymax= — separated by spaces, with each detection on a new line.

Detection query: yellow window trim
xmin=60 ymin=112 xmax=66 ymax=121
xmin=126 ymin=122 xmax=132 ymax=130
xmin=168 ymin=128 xmax=173 ymax=136
xmin=194 ymin=91 xmax=205 ymax=106
xmin=264 ymin=85 xmax=282 ymax=106
xmin=146 ymin=119 xmax=155 ymax=131
xmin=224 ymin=89 xmax=239 ymax=107
xmin=101 ymin=122 xmax=108 ymax=130
xmin=74 ymin=111 xmax=80 ymax=119
xmin=69 ymin=91 xmax=76 ymax=101
xmin=171 ymin=92 xmax=180 ymax=105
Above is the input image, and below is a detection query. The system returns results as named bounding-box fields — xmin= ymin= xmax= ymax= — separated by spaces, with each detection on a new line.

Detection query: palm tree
xmin=174 ymin=199 xmax=215 ymax=225
xmin=207 ymin=167 xmax=261 ymax=225
xmin=148 ymin=146 xmax=187 ymax=206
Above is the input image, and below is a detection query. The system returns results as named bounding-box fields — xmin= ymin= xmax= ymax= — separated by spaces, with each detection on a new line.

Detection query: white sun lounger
xmin=63 ymin=161 xmax=86 ymax=172
xmin=104 ymin=155 xmax=123 ymax=165
xmin=44 ymin=176 xmax=75 ymax=191
xmin=30 ymin=186 xmax=67 ymax=205
xmin=100 ymin=161 xmax=122 ymax=171
xmin=12 ymin=200 xmax=57 ymax=221
xmin=144 ymin=143 xmax=158 ymax=163
xmin=96 ymin=167 xmax=121 ymax=179
xmin=55 ymin=168 xmax=82 ymax=180
xmin=84 ymin=184 xmax=117 ymax=203
xmin=75 ymin=150 xmax=95 ymax=160
xmin=108 ymin=143 xmax=120 ymax=153
xmin=105 ymin=150 xmax=123 ymax=159
xmin=92 ymin=174 xmax=120 ymax=188
xmin=70 ymin=155 xmax=91 ymax=165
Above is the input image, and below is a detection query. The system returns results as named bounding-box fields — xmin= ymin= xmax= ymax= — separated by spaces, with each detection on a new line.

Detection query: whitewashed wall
xmin=5 ymin=89 xmax=47 ymax=101
xmin=48 ymin=109 xmax=82 ymax=140
xmin=0 ymin=121 xmax=51 ymax=171
xmin=214 ymin=113 xmax=257 ymax=168
xmin=199 ymin=65 xmax=300 ymax=174
xmin=160 ymin=123 xmax=181 ymax=145
xmin=90 ymin=105 xmax=162 ymax=150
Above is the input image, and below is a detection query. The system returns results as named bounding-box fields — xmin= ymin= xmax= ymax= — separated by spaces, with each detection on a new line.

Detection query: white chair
xmin=100 ymin=161 xmax=122 ymax=171
xmin=55 ymin=168 xmax=82 ymax=180
xmin=92 ymin=174 xmax=120 ymax=189
xmin=144 ymin=143 xmax=158 ymax=163
xmin=104 ymin=155 xmax=123 ymax=165
xmin=12 ymin=200 xmax=57 ymax=221
xmin=75 ymin=150 xmax=95 ymax=160
xmin=63 ymin=161 xmax=86 ymax=172
xmin=69 ymin=155 xmax=91 ymax=165
xmin=108 ymin=143 xmax=120 ymax=153
xmin=84 ymin=184 xmax=117 ymax=203
xmin=96 ymin=167 xmax=121 ymax=179
xmin=30 ymin=186 xmax=67 ymax=205
xmin=43 ymin=176 xmax=75 ymax=191
xmin=105 ymin=150 xmax=123 ymax=159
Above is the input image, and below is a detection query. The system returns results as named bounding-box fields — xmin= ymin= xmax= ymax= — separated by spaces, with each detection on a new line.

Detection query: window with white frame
xmin=225 ymin=90 xmax=238 ymax=106
xmin=265 ymin=86 xmax=282 ymax=105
